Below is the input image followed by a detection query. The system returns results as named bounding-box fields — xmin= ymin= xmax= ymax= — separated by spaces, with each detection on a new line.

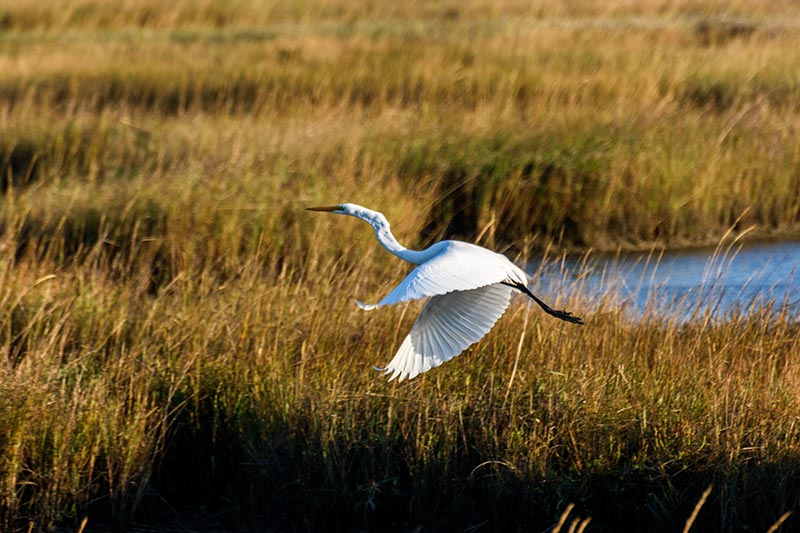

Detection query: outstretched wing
xmin=380 ymin=283 xmax=514 ymax=381
xmin=357 ymin=241 xmax=526 ymax=310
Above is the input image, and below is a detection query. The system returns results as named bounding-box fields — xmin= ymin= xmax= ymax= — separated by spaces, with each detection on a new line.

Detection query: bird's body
xmin=307 ymin=203 xmax=582 ymax=381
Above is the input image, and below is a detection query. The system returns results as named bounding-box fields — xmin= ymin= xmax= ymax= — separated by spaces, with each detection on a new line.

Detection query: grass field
xmin=1 ymin=0 xmax=800 ymax=530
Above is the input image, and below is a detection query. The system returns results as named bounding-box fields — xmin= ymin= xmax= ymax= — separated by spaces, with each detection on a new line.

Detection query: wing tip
xmin=374 ymin=364 xmax=403 ymax=382
xmin=356 ymin=299 xmax=378 ymax=311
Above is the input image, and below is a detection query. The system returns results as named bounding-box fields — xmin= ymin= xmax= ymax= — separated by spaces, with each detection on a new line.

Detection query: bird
xmin=307 ymin=203 xmax=583 ymax=381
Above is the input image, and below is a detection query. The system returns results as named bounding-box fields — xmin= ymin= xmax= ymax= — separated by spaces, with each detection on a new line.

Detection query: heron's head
xmin=306 ymin=203 xmax=388 ymax=228
xmin=306 ymin=203 xmax=375 ymax=218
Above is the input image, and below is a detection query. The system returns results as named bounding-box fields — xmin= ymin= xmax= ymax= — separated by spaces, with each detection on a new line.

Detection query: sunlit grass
xmin=1 ymin=236 xmax=798 ymax=530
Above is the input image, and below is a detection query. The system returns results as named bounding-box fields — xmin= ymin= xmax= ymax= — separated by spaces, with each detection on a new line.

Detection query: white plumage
xmin=386 ymin=284 xmax=513 ymax=379
xmin=308 ymin=203 xmax=583 ymax=381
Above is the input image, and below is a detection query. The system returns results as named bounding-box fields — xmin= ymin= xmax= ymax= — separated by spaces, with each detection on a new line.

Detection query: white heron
xmin=307 ymin=203 xmax=583 ymax=381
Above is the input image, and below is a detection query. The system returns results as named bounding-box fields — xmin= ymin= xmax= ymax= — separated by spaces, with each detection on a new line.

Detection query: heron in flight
xmin=307 ymin=203 xmax=583 ymax=381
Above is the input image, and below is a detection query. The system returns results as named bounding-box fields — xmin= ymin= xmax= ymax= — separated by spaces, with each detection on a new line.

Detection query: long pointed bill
xmin=306 ymin=205 xmax=339 ymax=212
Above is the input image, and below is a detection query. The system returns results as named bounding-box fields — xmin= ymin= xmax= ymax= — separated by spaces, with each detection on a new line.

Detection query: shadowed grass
xmin=1 ymin=243 xmax=798 ymax=530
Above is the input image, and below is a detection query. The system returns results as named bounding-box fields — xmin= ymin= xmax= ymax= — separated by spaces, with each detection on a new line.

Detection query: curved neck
xmin=373 ymin=224 xmax=432 ymax=264
xmin=343 ymin=205 xmax=437 ymax=264
xmin=353 ymin=214 xmax=432 ymax=264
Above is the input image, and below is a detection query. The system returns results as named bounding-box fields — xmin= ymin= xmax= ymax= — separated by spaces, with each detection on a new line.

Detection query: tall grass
xmin=1 ymin=0 xmax=800 ymax=530
xmin=1 ymin=238 xmax=798 ymax=530
xmin=3 ymin=16 xmax=800 ymax=249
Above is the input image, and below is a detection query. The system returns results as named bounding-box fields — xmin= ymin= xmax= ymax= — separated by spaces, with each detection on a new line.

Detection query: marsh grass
xmin=2 ymin=219 xmax=798 ymax=531
xmin=3 ymin=243 xmax=800 ymax=529
xmin=1 ymin=0 xmax=800 ymax=530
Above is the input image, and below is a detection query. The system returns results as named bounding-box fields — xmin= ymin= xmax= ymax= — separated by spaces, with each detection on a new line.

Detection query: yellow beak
xmin=306 ymin=205 xmax=339 ymax=212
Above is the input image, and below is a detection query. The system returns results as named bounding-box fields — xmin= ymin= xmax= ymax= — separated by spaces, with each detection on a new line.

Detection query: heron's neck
xmin=372 ymin=224 xmax=430 ymax=264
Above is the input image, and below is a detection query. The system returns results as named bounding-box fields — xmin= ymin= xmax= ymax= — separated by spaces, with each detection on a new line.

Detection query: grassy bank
xmin=3 ymin=1 xmax=800 ymax=252
xmin=1 ymin=243 xmax=798 ymax=531
xmin=1 ymin=0 xmax=800 ymax=530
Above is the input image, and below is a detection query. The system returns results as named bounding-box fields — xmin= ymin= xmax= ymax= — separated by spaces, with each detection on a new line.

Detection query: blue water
xmin=531 ymin=240 xmax=800 ymax=320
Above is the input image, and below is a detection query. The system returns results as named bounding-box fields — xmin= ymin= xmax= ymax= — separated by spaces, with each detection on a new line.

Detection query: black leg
xmin=502 ymin=281 xmax=584 ymax=325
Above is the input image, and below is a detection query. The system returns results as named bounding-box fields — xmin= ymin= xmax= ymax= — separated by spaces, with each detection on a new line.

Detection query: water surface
xmin=532 ymin=240 xmax=800 ymax=321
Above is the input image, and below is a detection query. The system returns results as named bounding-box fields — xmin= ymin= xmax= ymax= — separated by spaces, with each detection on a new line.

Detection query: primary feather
xmin=382 ymin=284 xmax=514 ymax=381
xmin=307 ymin=203 xmax=583 ymax=381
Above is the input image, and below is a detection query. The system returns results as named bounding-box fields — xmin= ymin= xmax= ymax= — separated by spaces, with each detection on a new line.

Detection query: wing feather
xmin=361 ymin=241 xmax=527 ymax=309
xmin=382 ymin=284 xmax=514 ymax=381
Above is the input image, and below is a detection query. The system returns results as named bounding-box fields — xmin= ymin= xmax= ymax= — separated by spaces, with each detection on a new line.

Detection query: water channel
xmin=532 ymin=240 xmax=800 ymax=321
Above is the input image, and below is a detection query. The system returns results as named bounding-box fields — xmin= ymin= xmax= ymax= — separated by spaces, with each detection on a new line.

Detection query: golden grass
xmin=1 ymin=240 xmax=798 ymax=530
xmin=3 ymin=7 xmax=800 ymax=250
xmin=1 ymin=0 xmax=800 ymax=530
